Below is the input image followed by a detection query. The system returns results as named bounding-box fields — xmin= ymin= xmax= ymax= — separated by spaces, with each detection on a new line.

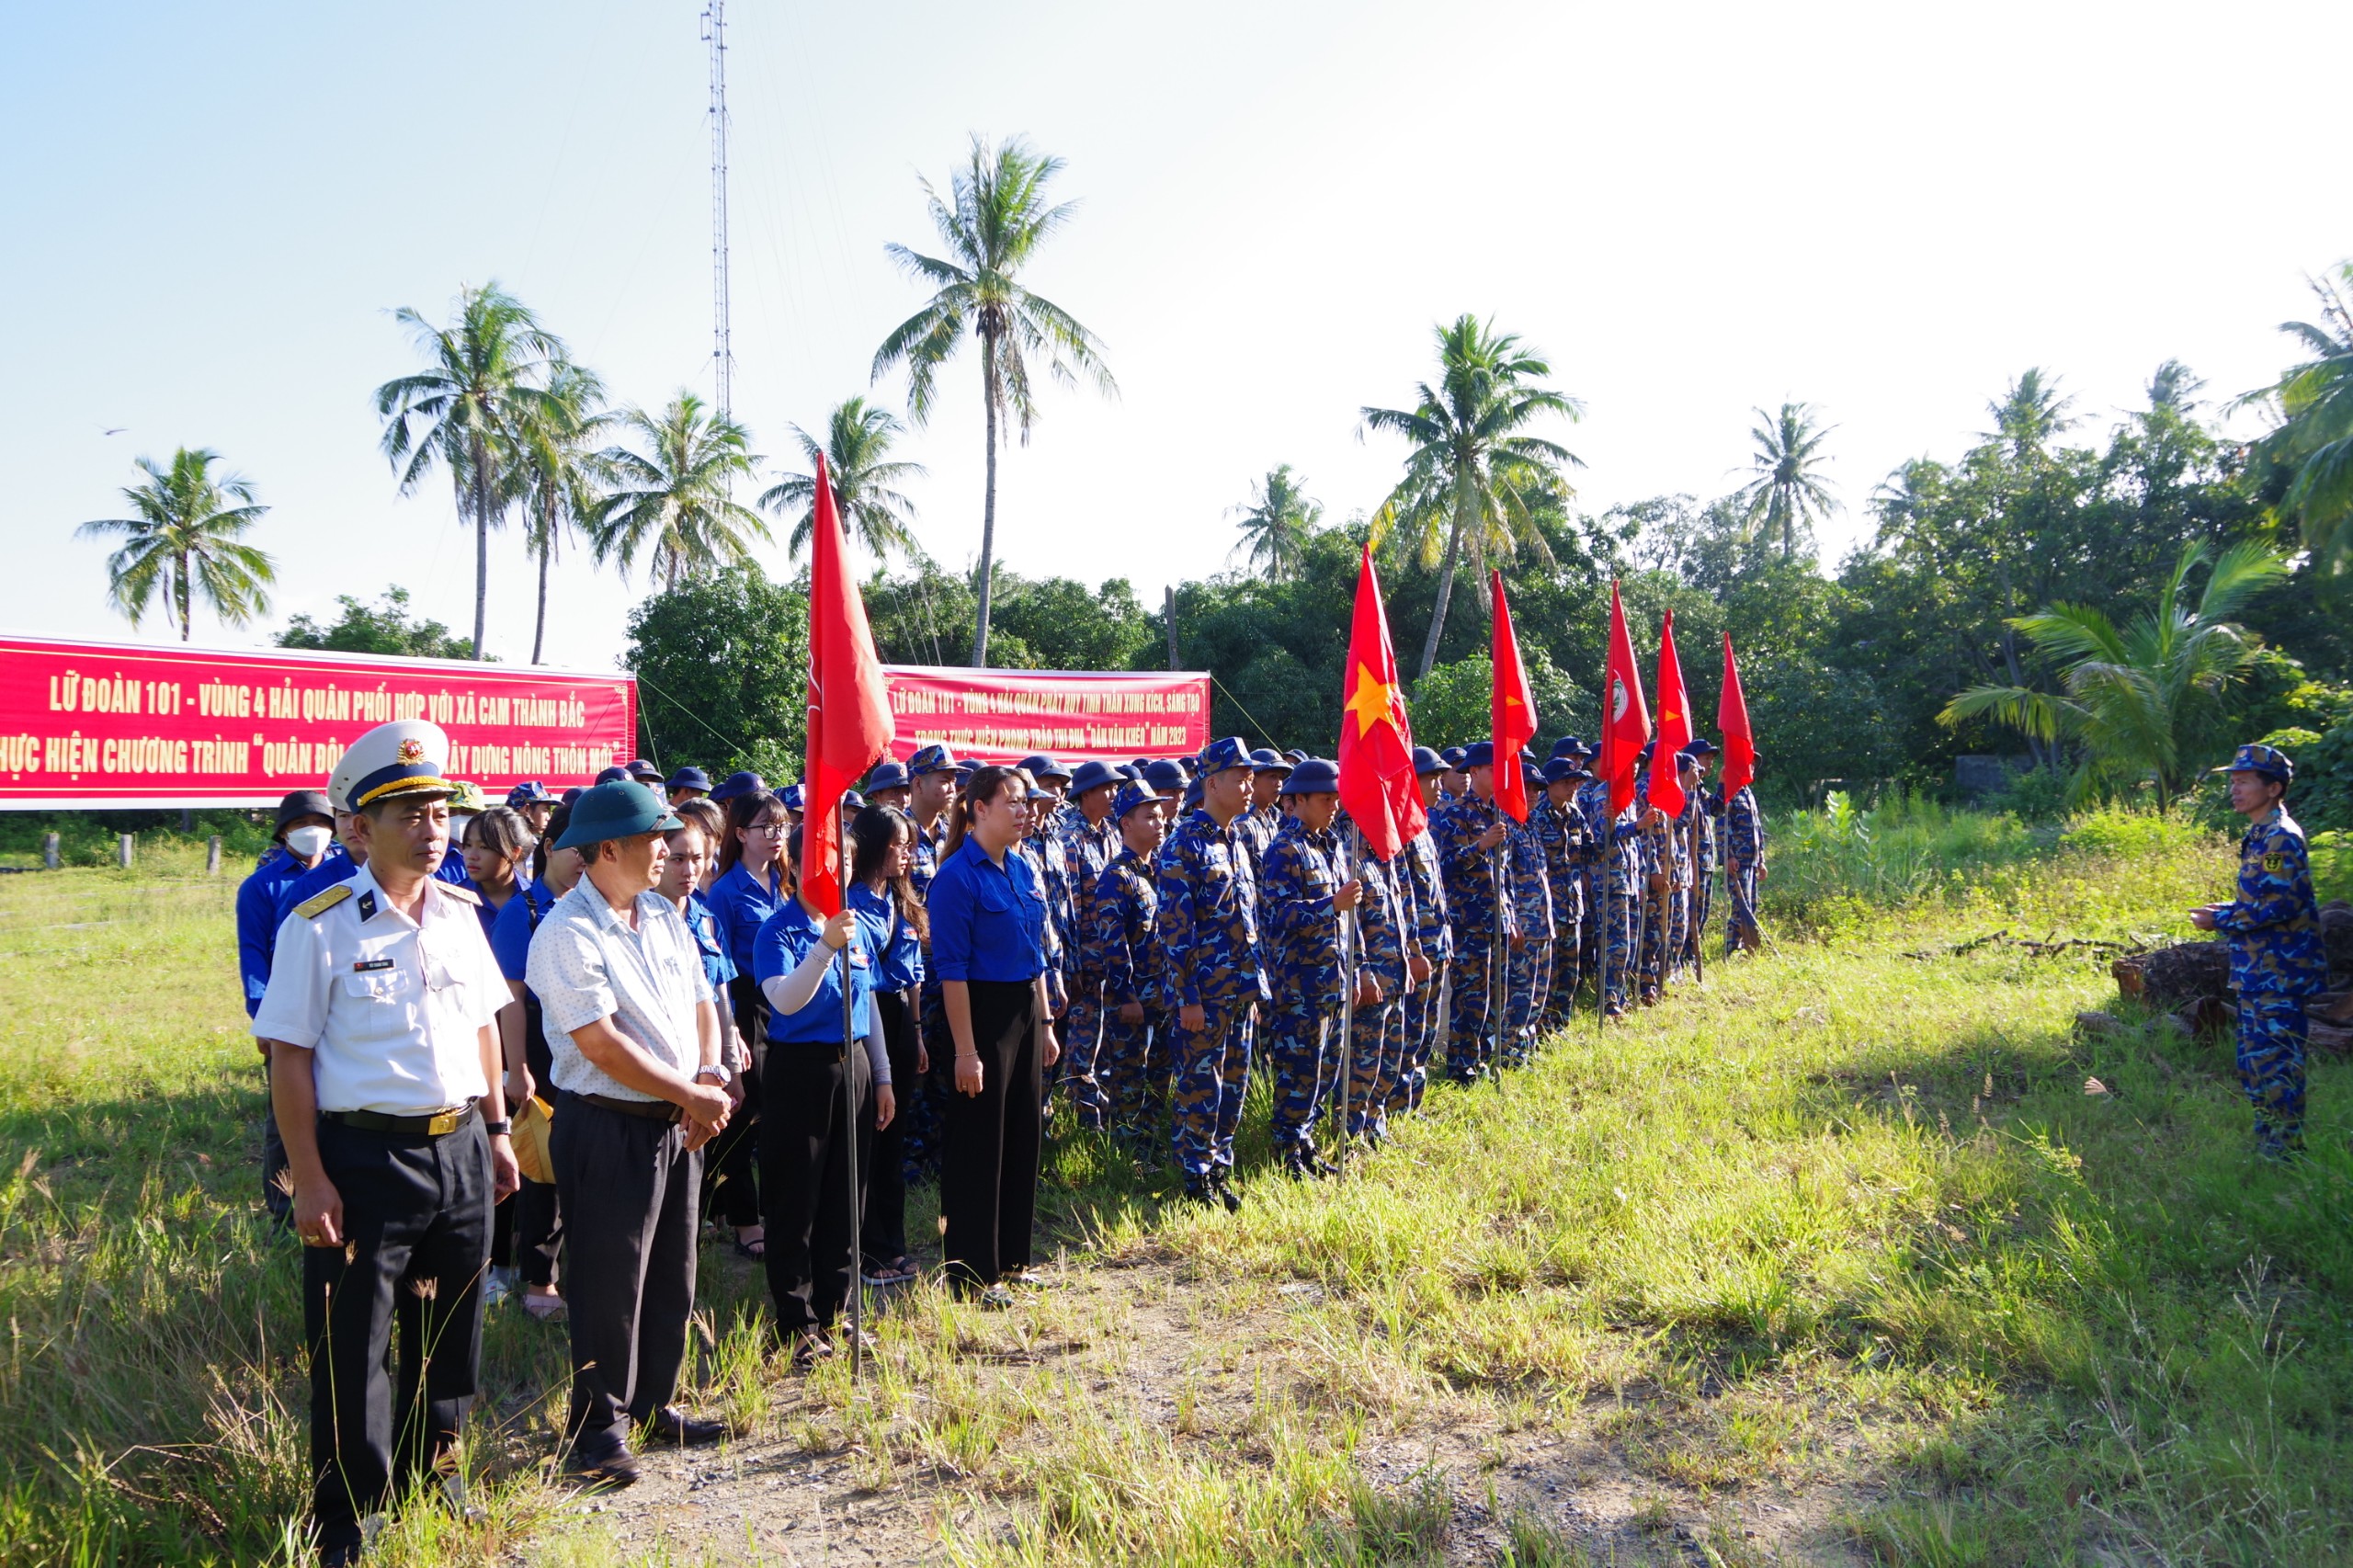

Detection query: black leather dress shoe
xmin=567 ymin=1445 xmax=642 ymax=1490
xmin=645 ymin=1405 xmax=728 ymax=1446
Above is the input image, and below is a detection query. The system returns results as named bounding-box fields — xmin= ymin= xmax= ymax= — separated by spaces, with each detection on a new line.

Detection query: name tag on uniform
xmin=353 ymin=958 xmax=395 ymax=972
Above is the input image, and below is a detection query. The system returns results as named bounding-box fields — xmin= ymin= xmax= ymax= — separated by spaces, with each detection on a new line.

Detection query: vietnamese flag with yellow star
xmin=1490 ymin=569 xmax=1538 ymax=822
xmin=1336 ymin=543 xmax=1425 ymax=859
xmin=1649 ymin=608 xmax=1692 ymax=817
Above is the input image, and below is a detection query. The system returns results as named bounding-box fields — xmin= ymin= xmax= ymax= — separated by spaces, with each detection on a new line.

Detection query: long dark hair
xmin=944 ymin=765 xmax=1022 ymax=858
xmin=530 ymin=803 xmax=574 ymax=881
xmin=714 ymin=789 xmax=783 ymax=878
xmin=851 ymin=803 xmax=927 ymax=940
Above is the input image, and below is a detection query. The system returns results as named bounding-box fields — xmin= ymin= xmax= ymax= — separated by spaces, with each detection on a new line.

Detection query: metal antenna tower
xmin=702 ymin=0 xmax=733 ymax=417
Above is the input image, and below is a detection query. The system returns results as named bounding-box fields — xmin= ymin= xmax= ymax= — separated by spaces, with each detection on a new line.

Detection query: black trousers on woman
xmin=942 ymin=978 xmax=1042 ymax=1291
xmin=861 ymin=990 xmax=921 ymax=1271
xmin=760 ymin=1038 xmax=874 ymax=1335
xmin=703 ymin=975 xmax=766 ymax=1230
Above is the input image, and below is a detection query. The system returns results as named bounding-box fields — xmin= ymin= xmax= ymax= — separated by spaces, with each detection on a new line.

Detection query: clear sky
xmin=4 ymin=1 xmax=2347 ymax=671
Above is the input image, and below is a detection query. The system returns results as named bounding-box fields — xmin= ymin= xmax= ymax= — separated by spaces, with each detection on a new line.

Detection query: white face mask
xmin=285 ymin=824 xmax=335 ymax=859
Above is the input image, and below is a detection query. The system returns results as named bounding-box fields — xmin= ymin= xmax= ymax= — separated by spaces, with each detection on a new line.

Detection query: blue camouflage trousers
xmin=1687 ymin=872 xmax=1713 ymax=969
xmin=1589 ymin=865 xmax=1636 ymax=1017
xmin=1506 ymin=938 xmax=1550 ymax=1064
xmin=1169 ymin=1001 xmax=1254 ymax=1179
xmin=1393 ymin=983 xmax=1440 ymax=1114
xmin=1096 ymin=1009 xmax=1166 ymax=1138
xmin=1446 ymin=944 xmax=1503 ymax=1079
xmin=1724 ymin=856 xmax=1760 ymax=953
xmin=2236 ymin=994 xmax=2309 ymax=1158
xmin=1545 ymin=884 xmax=1583 ymax=1024
xmin=1341 ymin=998 xmax=1400 ymax=1137
xmin=1056 ymin=984 xmax=1109 ymax=1130
xmin=1667 ymin=884 xmax=1691 ymax=982
xmin=1637 ymin=881 xmax=1671 ymax=999
xmin=1266 ymin=994 xmax=1337 ymax=1150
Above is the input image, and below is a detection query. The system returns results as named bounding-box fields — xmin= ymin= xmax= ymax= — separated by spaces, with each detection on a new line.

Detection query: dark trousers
xmin=701 ymin=976 xmax=766 ymax=1229
xmin=551 ymin=1095 xmax=700 ymax=1454
xmin=942 ymin=979 xmax=1042 ymax=1290
xmin=761 ymin=1038 xmax=874 ymax=1334
xmin=301 ymin=1117 xmax=492 ymax=1555
xmin=861 ymin=991 xmax=920 ymax=1268
xmin=261 ymin=1063 xmax=291 ymax=1221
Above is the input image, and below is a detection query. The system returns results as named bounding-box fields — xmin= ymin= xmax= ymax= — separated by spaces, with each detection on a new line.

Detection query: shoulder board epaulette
xmin=437 ymin=881 xmax=482 ymax=905
xmin=295 ymin=884 xmax=354 ymax=919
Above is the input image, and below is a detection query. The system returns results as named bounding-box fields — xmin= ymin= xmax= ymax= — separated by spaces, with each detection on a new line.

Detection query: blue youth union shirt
xmin=848 ymin=881 xmax=924 ymax=991
xmin=753 ymin=900 xmax=876 ymax=1043
xmin=708 ymin=858 xmax=786 ymax=978
xmin=927 ymin=835 xmax=1047 ymax=983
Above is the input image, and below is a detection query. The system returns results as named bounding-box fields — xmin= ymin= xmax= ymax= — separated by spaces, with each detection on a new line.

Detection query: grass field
xmin=0 ymin=811 xmax=2347 ymax=1565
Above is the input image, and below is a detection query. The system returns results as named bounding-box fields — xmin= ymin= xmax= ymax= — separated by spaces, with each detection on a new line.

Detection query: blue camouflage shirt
xmin=1156 ymin=807 xmax=1267 ymax=1010
xmin=1086 ymin=846 xmax=1170 ymax=1014
xmin=1259 ymin=815 xmax=1347 ymax=1010
xmin=2210 ymin=806 xmax=2328 ymax=998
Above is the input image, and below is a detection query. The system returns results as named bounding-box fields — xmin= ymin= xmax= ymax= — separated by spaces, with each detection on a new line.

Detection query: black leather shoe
xmin=645 ymin=1405 xmax=728 ymax=1446
xmin=1210 ymin=1170 xmax=1244 ymax=1212
xmin=1181 ymin=1178 xmax=1216 ymax=1207
xmin=567 ymin=1445 xmax=642 ymax=1491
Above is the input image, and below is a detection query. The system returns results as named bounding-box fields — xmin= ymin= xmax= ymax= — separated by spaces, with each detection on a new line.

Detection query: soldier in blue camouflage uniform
xmin=1663 ymin=748 xmax=1699 ymax=984
xmin=1432 ymin=742 xmax=1516 ymax=1082
xmin=1055 ymin=760 xmax=1125 ymax=1131
xmin=903 ymin=743 xmax=960 ymax=1180
xmin=2192 ymin=744 xmax=2330 ymax=1160
xmin=1574 ymin=763 xmax=1642 ymax=1018
xmin=1157 ymin=736 xmax=1267 ymax=1209
xmin=1503 ymin=759 xmax=1554 ymax=1066
xmin=1343 ymin=832 xmax=1409 ymax=1143
xmin=1439 ymin=747 xmax=1469 ymax=806
xmin=1238 ymin=750 xmax=1290 ymax=881
xmin=1086 ymin=782 xmax=1172 ymax=1153
xmin=1536 ymin=755 xmax=1594 ymax=1026
xmin=1392 ymin=747 xmax=1452 ymax=1114
xmin=1679 ymin=740 xmax=1719 ymax=972
xmin=1635 ymin=748 xmax=1675 ymax=1006
xmin=1720 ymin=764 xmax=1765 ymax=955
xmin=1257 ymin=759 xmax=1360 ymax=1176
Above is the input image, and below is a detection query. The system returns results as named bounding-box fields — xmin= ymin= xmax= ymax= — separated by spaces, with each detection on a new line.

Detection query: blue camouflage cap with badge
xmin=2220 ymin=742 xmax=2295 ymax=783
xmin=779 ymin=783 xmax=806 ymax=812
xmin=506 ymin=779 xmax=555 ymax=806
xmin=1197 ymin=735 xmax=1253 ymax=776
xmin=1112 ymin=780 xmax=1158 ymax=822
xmin=906 ymin=743 xmax=958 ymax=777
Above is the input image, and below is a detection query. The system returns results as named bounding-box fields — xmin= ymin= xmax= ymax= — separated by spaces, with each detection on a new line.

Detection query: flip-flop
xmin=733 ymin=1235 xmax=767 ymax=1260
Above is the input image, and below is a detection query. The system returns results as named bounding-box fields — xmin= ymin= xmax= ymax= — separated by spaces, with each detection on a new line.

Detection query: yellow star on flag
xmin=1346 ymin=661 xmax=1398 ymax=738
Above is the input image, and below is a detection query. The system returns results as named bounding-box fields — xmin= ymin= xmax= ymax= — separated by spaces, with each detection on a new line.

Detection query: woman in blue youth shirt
xmin=929 ymin=766 xmax=1060 ymax=1306
xmin=703 ymin=789 xmax=790 ymax=1255
xmin=847 ymin=805 xmax=929 ymax=1286
xmin=753 ymin=826 xmax=897 ymax=1364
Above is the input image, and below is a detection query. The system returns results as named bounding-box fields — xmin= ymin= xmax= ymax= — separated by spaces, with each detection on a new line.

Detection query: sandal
xmin=733 ymin=1230 xmax=767 ymax=1260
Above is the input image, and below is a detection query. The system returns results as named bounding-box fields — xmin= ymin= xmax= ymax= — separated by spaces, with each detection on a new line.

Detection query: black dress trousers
xmin=941 ymin=978 xmax=1041 ymax=1290
xmin=760 ymin=1037 xmax=874 ymax=1335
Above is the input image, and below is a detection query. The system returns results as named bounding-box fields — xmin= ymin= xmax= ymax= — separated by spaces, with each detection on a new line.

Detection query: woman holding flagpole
xmin=928 ymin=765 xmax=1059 ymax=1307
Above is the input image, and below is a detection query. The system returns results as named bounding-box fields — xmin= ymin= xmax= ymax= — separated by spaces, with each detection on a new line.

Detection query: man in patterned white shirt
xmin=527 ymin=779 xmax=733 ymax=1487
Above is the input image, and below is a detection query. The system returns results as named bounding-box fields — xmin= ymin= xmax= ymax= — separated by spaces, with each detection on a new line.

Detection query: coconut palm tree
xmin=589 ymin=392 xmax=767 ymax=587
xmin=761 ymin=396 xmax=926 ymax=564
xmin=1982 ymin=367 xmax=2075 ymax=462
xmin=1361 ymin=314 xmax=1583 ymax=677
xmin=1733 ymin=402 xmax=1838 ymax=558
xmin=871 ymin=134 xmax=1116 ymax=666
xmin=78 ymin=448 xmax=275 ymax=641
xmin=2245 ymin=263 xmax=2353 ymax=582
xmin=1226 ymin=464 xmax=1323 ymax=583
xmin=375 ymin=282 xmax=566 ymax=658
xmin=1938 ymin=540 xmax=2290 ymax=808
xmin=513 ymin=361 xmax=610 ymax=664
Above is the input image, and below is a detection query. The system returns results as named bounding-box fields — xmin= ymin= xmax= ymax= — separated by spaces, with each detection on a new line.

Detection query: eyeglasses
xmin=745 ymin=821 xmax=785 ymax=835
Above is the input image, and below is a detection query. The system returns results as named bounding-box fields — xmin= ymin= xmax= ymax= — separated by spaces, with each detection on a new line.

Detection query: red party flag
xmin=1649 ymin=609 xmax=1691 ymax=818
xmin=1490 ymin=570 xmax=1537 ymax=823
xmin=1719 ymin=631 xmax=1755 ymax=793
xmin=1336 ymin=544 xmax=1425 ymax=859
xmin=801 ymin=452 xmax=893 ymax=915
xmin=1598 ymin=582 xmax=1652 ymax=815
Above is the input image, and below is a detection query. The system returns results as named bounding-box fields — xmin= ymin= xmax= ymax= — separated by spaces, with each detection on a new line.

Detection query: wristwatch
xmin=696 ymin=1063 xmax=733 ymax=1087
xmin=483 ymin=1118 xmax=512 ymax=1137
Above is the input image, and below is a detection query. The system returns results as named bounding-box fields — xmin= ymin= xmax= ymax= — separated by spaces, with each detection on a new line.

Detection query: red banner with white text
xmin=0 ymin=633 xmax=636 ymax=808
xmin=881 ymin=665 xmax=1211 ymax=763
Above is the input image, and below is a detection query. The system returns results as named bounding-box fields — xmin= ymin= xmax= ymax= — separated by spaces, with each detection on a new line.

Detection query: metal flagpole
xmin=1336 ymin=822 xmax=1359 ymax=1174
xmin=837 ymin=820 xmax=863 ymax=1382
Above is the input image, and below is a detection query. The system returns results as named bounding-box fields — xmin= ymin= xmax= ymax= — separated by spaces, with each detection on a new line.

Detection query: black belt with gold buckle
xmin=324 ymin=1101 xmax=477 ymax=1137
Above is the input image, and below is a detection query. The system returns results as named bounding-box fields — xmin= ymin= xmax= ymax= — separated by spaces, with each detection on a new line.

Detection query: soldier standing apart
xmin=1504 ymin=759 xmax=1554 ymax=1065
xmin=1257 ymin=760 xmax=1359 ymax=1179
xmin=1157 ymin=737 xmax=1267 ymax=1209
xmin=1720 ymin=761 xmax=1766 ymax=955
xmin=253 ymin=722 xmax=519 ymax=1567
xmin=1392 ymin=748 xmax=1452 ymax=1115
xmin=2190 ymin=744 xmax=2329 ymax=1161
xmin=1086 ymin=782 xmax=1173 ymax=1153
xmin=1432 ymin=743 xmax=1516 ymax=1083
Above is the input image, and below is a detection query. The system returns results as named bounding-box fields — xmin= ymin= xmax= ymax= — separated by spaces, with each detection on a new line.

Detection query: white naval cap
xmin=329 ymin=719 xmax=458 ymax=812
